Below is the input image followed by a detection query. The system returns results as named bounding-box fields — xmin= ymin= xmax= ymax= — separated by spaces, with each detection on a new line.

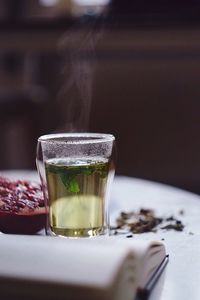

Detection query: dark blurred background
xmin=1 ymin=0 xmax=200 ymax=193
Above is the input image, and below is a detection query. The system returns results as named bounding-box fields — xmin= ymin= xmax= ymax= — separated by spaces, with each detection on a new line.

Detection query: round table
xmin=1 ymin=170 xmax=200 ymax=300
xmin=110 ymin=176 xmax=200 ymax=300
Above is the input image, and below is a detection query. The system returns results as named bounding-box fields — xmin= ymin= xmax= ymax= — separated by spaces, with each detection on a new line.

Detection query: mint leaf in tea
xmin=45 ymin=157 xmax=109 ymax=237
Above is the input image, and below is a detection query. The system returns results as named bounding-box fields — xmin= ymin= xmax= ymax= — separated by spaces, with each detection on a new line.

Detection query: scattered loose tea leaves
xmin=179 ymin=209 xmax=185 ymax=215
xmin=126 ymin=234 xmax=134 ymax=238
xmin=161 ymin=220 xmax=184 ymax=232
xmin=114 ymin=208 xmax=185 ymax=234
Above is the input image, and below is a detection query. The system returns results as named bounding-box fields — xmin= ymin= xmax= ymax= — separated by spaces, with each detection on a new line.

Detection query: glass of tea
xmin=36 ymin=133 xmax=115 ymax=238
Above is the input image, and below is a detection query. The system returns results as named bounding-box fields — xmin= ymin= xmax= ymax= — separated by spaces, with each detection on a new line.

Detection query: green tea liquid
xmin=45 ymin=157 xmax=109 ymax=237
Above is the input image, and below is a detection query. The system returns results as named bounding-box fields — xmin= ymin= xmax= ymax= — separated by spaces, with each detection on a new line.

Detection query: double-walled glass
xmin=36 ymin=133 xmax=115 ymax=238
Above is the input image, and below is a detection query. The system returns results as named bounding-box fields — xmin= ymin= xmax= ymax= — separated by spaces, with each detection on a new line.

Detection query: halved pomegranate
xmin=0 ymin=177 xmax=46 ymax=234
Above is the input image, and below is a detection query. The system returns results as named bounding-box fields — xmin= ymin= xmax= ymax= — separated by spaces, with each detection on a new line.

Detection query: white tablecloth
xmin=1 ymin=170 xmax=200 ymax=300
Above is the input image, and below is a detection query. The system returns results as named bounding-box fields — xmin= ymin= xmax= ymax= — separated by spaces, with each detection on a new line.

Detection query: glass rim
xmin=38 ymin=133 xmax=115 ymax=144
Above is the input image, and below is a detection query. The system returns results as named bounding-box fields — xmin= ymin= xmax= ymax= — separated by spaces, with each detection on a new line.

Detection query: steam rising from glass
xmin=54 ymin=0 xmax=109 ymax=133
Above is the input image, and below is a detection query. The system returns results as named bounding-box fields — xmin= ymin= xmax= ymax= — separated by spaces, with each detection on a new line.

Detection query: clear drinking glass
xmin=36 ymin=133 xmax=115 ymax=238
